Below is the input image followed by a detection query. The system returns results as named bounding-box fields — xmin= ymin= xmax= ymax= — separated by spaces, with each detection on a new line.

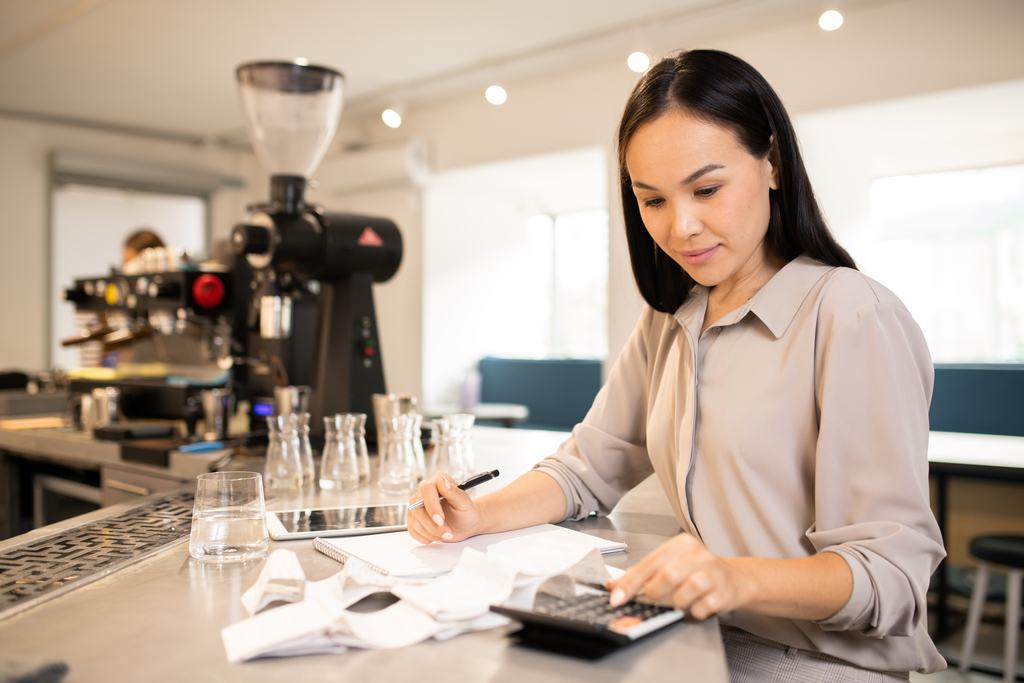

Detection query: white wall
xmin=422 ymin=147 xmax=607 ymax=406
xmin=0 ymin=116 xmax=262 ymax=370
xmin=797 ymin=79 xmax=1024 ymax=250
xmin=795 ymin=79 xmax=1024 ymax=360
xmin=339 ymin=0 xmax=1024 ymax=370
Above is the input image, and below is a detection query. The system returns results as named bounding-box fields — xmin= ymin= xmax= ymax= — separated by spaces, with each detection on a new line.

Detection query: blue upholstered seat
xmin=931 ymin=364 xmax=1024 ymax=436
xmin=478 ymin=356 xmax=603 ymax=432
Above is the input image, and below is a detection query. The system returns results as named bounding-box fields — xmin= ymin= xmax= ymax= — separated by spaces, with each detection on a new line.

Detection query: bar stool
xmin=959 ymin=534 xmax=1024 ymax=682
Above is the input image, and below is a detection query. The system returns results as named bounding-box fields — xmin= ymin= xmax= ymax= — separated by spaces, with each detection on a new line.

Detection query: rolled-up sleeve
xmin=806 ymin=294 xmax=945 ymax=638
xmin=534 ymin=308 xmax=655 ymax=521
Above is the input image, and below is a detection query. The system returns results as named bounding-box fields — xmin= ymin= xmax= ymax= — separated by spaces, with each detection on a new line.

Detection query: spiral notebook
xmin=313 ymin=524 xmax=627 ymax=578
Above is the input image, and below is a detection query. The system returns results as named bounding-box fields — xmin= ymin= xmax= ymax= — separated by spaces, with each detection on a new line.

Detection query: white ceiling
xmin=0 ymin=0 xmax=747 ymax=140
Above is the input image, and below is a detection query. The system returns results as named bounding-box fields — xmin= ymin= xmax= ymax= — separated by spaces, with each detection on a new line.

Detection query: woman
xmin=408 ymin=49 xmax=945 ymax=680
xmin=121 ymin=227 xmax=165 ymax=266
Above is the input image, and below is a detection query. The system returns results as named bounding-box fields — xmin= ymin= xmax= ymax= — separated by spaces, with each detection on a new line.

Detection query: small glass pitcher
xmin=351 ymin=413 xmax=371 ymax=486
xmin=411 ymin=412 xmax=426 ymax=482
xmin=447 ymin=413 xmax=476 ymax=481
xmin=428 ymin=417 xmax=453 ymax=478
xmin=377 ymin=414 xmax=418 ymax=496
xmin=292 ymin=412 xmax=315 ymax=487
xmin=264 ymin=415 xmax=302 ymax=496
xmin=320 ymin=414 xmax=360 ymax=492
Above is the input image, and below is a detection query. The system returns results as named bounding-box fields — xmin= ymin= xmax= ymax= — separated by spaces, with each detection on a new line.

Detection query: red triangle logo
xmin=357 ymin=227 xmax=384 ymax=247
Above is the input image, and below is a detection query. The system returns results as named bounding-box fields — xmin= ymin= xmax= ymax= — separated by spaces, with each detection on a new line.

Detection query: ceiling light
xmin=485 ymin=84 xmax=508 ymax=106
xmin=381 ymin=108 xmax=403 ymax=129
xmin=818 ymin=9 xmax=844 ymax=31
xmin=627 ymin=51 xmax=651 ymax=73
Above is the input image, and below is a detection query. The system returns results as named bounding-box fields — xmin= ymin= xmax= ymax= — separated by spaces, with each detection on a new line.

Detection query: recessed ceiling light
xmin=818 ymin=9 xmax=844 ymax=31
xmin=381 ymin=108 xmax=403 ymax=129
xmin=485 ymin=84 xmax=508 ymax=106
xmin=627 ymin=51 xmax=651 ymax=73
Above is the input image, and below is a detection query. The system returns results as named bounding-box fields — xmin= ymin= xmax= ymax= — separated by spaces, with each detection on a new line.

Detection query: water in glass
xmin=188 ymin=471 xmax=269 ymax=563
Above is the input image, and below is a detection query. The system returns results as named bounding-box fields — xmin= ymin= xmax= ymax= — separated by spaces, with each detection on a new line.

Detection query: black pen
xmin=407 ymin=469 xmax=500 ymax=511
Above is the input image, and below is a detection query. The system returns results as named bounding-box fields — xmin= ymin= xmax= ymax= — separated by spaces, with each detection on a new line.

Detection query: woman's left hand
xmin=606 ymin=533 xmax=757 ymax=620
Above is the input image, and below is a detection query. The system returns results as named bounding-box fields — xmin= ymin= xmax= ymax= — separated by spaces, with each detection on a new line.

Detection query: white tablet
xmin=265 ymin=504 xmax=408 ymax=540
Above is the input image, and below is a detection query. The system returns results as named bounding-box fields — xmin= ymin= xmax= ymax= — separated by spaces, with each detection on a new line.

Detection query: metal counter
xmin=0 ymin=426 xmax=220 ymax=481
xmin=0 ymin=427 xmax=728 ymax=682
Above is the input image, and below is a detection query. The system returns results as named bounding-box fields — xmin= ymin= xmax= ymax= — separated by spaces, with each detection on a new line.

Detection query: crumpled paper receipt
xmin=241 ymin=549 xmax=307 ymax=615
xmin=222 ymin=537 xmax=622 ymax=663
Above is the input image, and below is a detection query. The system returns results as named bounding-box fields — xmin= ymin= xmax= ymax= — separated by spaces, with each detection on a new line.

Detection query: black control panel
xmin=63 ymin=270 xmax=231 ymax=316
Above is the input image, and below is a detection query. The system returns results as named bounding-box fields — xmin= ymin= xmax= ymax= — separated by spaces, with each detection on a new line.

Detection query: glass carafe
xmin=264 ymin=415 xmax=302 ymax=496
xmin=294 ymin=412 xmax=315 ymax=487
xmin=428 ymin=417 xmax=454 ymax=478
xmin=319 ymin=414 xmax=360 ymax=492
xmin=448 ymin=413 xmax=476 ymax=481
xmin=377 ymin=414 xmax=418 ymax=496
xmin=352 ymin=413 xmax=370 ymax=486
xmin=411 ymin=412 xmax=426 ymax=482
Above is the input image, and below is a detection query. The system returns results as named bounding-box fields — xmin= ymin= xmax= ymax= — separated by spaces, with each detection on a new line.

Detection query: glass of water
xmin=188 ymin=471 xmax=269 ymax=563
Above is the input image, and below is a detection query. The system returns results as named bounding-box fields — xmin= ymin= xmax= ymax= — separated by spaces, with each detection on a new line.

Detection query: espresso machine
xmin=229 ymin=60 xmax=403 ymax=437
xmin=62 ymin=266 xmax=234 ymax=434
xmin=60 ymin=61 xmax=402 ymax=446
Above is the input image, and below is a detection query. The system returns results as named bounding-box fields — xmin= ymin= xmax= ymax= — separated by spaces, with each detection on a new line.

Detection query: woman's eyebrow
xmin=632 ymin=163 xmax=725 ymax=191
xmin=682 ymin=163 xmax=725 ymax=184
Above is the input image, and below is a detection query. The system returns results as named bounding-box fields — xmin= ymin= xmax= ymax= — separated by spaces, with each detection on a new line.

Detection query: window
xmin=794 ymin=78 xmax=1024 ymax=365
xmin=862 ymin=164 xmax=1024 ymax=362
xmin=528 ymin=209 xmax=609 ymax=358
xmin=422 ymin=147 xmax=608 ymax=405
xmin=50 ymin=184 xmax=207 ymax=368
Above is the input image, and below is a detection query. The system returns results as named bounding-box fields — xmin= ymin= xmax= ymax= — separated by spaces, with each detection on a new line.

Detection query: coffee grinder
xmin=229 ymin=61 xmax=403 ymax=436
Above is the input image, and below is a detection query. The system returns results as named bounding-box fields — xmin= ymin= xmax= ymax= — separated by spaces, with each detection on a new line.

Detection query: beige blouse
xmin=534 ymin=255 xmax=946 ymax=673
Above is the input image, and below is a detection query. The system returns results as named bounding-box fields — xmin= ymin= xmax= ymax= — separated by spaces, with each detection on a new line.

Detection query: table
xmin=927 ymin=431 xmax=1024 ymax=638
xmin=0 ymin=427 xmax=729 ymax=682
xmin=424 ymin=403 xmax=530 ymax=428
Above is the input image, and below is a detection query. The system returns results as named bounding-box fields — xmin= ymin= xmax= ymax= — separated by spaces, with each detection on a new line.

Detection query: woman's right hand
xmin=407 ymin=472 xmax=486 ymax=544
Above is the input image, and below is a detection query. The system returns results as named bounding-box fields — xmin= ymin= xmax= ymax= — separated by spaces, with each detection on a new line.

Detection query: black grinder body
xmin=232 ymin=187 xmax=402 ymax=434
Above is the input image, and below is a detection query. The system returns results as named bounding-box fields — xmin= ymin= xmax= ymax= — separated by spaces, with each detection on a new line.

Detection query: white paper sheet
xmin=252 ymin=633 xmax=350 ymax=659
xmin=486 ymin=530 xmax=620 ymax=577
xmin=222 ymin=595 xmax=345 ymax=663
xmin=222 ymin=530 xmax=629 ymax=662
xmin=433 ymin=611 xmax=511 ymax=641
xmin=390 ymin=548 xmax=517 ymax=621
xmin=331 ymin=601 xmax=444 ymax=649
xmin=317 ymin=523 xmax=626 ymax=577
xmin=241 ymin=549 xmax=307 ymax=616
xmin=226 ymin=569 xmax=386 ymax=662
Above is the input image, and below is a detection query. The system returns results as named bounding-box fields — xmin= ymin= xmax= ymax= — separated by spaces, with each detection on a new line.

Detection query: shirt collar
xmin=672 ymin=254 xmax=836 ymax=339
xmin=748 ymin=255 xmax=836 ymax=338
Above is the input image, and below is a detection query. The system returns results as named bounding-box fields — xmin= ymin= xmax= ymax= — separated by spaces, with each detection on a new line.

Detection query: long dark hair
xmin=618 ymin=49 xmax=855 ymax=313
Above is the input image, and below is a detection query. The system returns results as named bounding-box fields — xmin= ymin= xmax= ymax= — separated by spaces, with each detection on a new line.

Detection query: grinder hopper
xmin=236 ymin=60 xmax=344 ymax=184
